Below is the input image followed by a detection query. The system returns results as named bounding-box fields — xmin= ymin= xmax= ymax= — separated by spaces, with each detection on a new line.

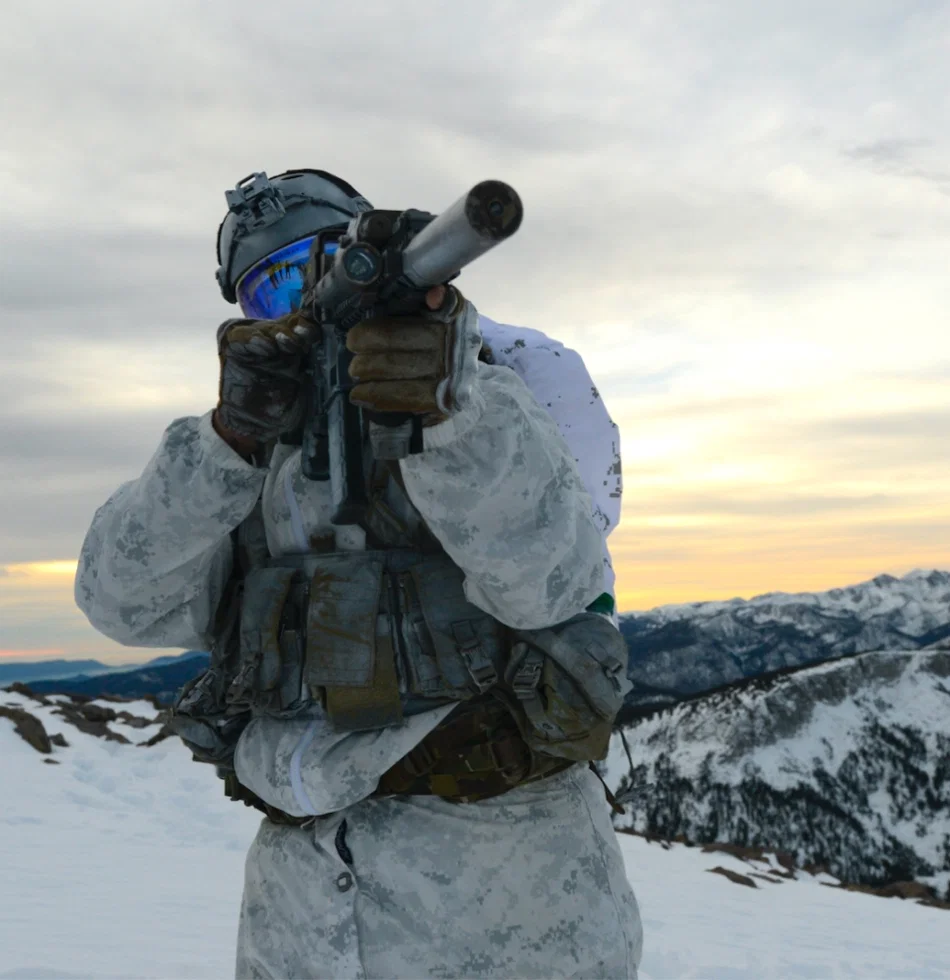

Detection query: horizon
xmin=3 ymin=563 xmax=946 ymax=664
xmin=2 ymin=2 xmax=948 ymax=663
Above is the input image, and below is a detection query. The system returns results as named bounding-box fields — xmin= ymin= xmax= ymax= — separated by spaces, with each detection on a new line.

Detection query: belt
xmin=373 ymin=695 xmax=573 ymax=803
xmin=224 ymin=697 xmax=573 ymax=824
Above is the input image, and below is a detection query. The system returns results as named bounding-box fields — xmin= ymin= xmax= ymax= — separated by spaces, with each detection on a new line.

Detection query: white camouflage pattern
xmin=236 ymin=765 xmax=641 ymax=980
xmin=75 ymin=313 xmax=641 ymax=979
xmin=481 ymin=317 xmax=623 ymax=611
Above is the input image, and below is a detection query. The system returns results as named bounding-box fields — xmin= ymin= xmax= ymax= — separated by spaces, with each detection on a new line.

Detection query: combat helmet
xmin=216 ymin=169 xmax=373 ymax=318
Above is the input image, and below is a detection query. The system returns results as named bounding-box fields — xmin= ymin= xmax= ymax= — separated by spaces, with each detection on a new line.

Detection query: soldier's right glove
xmin=346 ymin=286 xmax=482 ymax=422
xmin=215 ymin=312 xmax=318 ymax=444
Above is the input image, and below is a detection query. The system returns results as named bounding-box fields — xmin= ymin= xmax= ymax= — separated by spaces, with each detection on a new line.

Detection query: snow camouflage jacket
xmin=75 ymin=311 xmax=642 ymax=980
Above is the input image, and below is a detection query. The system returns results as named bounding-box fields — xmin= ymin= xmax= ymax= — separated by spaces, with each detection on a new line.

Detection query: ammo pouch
xmin=224 ymin=550 xmax=509 ymax=733
xmin=503 ymin=612 xmax=632 ymax=763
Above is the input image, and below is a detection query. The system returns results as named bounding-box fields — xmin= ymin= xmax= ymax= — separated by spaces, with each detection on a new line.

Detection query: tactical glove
xmin=346 ymin=286 xmax=481 ymax=420
xmin=215 ymin=313 xmax=318 ymax=445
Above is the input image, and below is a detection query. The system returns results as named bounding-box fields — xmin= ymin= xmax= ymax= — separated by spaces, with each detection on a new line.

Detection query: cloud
xmin=0 ymin=412 xmax=172 ymax=469
xmin=2 ymin=0 xmax=950 ymax=652
xmin=0 ymin=226 xmax=212 ymax=320
xmin=844 ymin=138 xmax=950 ymax=190
xmin=802 ymin=408 xmax=950 ymax=441
xmin=870 ymin=361 xmax=950 ymax=383
xmin=631 ymin=491 xmax=904 ymax=521
xmin=846 ymin=138 xmax=931 ymax=165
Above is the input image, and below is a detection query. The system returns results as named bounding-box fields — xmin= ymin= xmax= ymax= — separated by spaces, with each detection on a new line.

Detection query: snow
xmin=2 ymin=694 xmax=949 ymax=980
xmin=621 ymin=835 xmax=950 ymax=980
xmin=0 ymin=697 xmax=260 ymax=980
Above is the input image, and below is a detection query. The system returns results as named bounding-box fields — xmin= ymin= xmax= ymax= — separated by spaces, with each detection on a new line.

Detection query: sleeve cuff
xmin=197 ymin=409 xmax=268 ymax=473
xmin=421 ymin=383 xmax=488 ymax=451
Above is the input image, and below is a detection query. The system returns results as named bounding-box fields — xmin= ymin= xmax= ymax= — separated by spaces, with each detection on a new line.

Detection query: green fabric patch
xmin=586 ymin=592 xmax=615 ymax=616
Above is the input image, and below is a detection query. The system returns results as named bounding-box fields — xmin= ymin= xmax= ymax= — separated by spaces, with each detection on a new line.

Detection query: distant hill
xmin=0 ymin=659 xmax=114 ymax=684
xmin=28 ymin=652 xmax=211 ymax=705
xmin=0 ymin=651 xmax=207 ymax=686
xmin=140 ymin=652 xmax=207 ymax=668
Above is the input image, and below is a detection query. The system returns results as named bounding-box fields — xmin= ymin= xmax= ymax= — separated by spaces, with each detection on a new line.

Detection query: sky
xmin=1 ymin=0 xmax=949 ymax=662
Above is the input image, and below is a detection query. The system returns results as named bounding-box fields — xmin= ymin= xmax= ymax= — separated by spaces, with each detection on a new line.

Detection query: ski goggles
xmin=236 ymin=236 xmax=316 ymax=320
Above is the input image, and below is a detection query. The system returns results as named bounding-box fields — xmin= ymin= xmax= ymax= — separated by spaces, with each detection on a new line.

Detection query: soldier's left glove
xmin=346 ymin=286 xmax=481 ymax=420
xmin=215 ymin=312 xmax=317 ymax=447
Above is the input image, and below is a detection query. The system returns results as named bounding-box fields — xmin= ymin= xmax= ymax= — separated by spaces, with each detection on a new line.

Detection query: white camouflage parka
xmin=75 ymin=313 xmax=643 ymax=980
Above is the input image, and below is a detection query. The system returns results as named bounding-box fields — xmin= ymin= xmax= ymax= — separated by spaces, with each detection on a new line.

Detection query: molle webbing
xmin=226 ymin=550 xmax=508 ymax=731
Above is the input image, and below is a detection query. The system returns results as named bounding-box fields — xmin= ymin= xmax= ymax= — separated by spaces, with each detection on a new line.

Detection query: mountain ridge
xmin=0 ymin=650 xmax=208 ymax=686
xmin=619 ymin=567 xmax=950 ymax=711
xmin=25 ymin=654 xmax=211 ymax=703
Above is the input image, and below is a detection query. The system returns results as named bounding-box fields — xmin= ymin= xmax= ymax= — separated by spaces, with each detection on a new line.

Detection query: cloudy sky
xmin=2 ymin=0 xmax=948 ymax=662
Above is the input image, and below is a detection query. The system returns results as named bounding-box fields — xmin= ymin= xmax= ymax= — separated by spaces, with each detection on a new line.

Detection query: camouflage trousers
xmin=235 ymin=763 xmax=643 ymax=979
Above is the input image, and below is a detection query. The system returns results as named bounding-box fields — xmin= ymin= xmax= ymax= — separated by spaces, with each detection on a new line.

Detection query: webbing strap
xmin=588 ymin=761 xmax=626 ymax=816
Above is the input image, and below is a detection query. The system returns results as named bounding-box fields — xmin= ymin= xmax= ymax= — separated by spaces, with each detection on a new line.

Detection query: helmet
xmin=215 ymin=168 xmax=373 ymax=317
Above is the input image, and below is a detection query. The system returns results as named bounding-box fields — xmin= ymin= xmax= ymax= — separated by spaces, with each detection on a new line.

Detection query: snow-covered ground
xmin=2 ymin=692 xmax=949 ymax=980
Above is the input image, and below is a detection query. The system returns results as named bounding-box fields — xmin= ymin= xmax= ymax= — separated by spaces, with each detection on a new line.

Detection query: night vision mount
xmin=224 ymin=173 xmax=288 ymax=234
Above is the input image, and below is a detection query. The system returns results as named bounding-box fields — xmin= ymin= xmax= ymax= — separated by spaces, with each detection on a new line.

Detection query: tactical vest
xmin=171 ymin=458 xmax=631 ymax=810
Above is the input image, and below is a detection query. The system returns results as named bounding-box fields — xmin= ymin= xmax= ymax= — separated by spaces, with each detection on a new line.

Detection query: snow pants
xmin=235 ymin=764 xmax=642 ymax=979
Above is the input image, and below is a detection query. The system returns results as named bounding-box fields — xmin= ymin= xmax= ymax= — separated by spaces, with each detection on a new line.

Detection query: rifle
xmin=297 ymin=181 xmax=523 ymax=526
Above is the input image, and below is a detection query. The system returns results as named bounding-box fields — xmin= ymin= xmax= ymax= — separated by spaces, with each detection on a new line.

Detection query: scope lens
xmin=343 ymin=244 xmax=380 ymax=284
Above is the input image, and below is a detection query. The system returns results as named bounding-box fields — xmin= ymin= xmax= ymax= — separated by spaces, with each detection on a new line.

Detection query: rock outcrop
xmin=0 ymin=705 xmax=53 ymax=753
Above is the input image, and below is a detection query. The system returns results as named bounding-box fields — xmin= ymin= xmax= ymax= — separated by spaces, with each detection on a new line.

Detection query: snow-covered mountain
xmin=621 ymin=568 xmax=950 ymax=714
xmin=2 ymin=684 xmax=948 ymax=980
xmin=605 ymin=646 xmax=950 ymax=900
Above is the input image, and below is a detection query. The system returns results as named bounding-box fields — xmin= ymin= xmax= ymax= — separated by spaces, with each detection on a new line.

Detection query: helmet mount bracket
xmin=226 ymin=173 xmax=288 ymax=234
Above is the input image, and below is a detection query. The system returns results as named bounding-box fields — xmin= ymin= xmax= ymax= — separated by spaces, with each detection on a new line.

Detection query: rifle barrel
xmin=400 ymin=181 xmax=523 ymax=287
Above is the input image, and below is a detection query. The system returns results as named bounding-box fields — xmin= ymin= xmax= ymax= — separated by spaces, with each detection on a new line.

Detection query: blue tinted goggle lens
xmin=236 ymin=236 xmax=315 ymax=319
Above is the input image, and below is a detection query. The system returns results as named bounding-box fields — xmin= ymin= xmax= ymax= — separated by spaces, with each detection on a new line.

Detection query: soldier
xmin=75 ymin=169 xmax=643 ymax=979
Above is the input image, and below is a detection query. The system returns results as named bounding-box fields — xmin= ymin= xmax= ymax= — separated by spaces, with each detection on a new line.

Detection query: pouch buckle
xmin=452 ymin=620 xmax=498 ymax=692
xmin=601 ymin=655 xmax=627 ymax=695
xmin=510 ymin=647 xmax=544 ymax=701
